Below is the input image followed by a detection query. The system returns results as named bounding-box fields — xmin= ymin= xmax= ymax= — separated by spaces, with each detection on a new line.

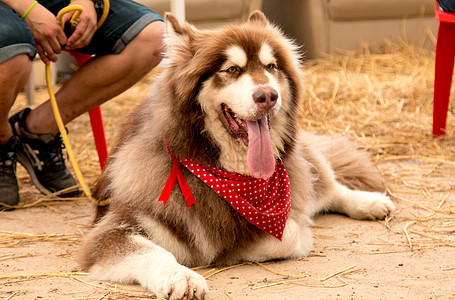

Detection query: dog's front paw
xmin=149 ymin=265 xmax=208 ymax=300
xmin=346 ymin=191 xmax=395 ymax=220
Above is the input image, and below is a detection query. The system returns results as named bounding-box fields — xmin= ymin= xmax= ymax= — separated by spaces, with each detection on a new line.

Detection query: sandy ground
xmin=1 ymin=162 xmax=454 ymax=300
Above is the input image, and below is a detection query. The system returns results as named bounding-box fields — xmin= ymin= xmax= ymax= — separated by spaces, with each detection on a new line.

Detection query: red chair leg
xmin=89 ymin=107 xmax=108 ymax=169
xmin=68 ymin=51 xmax=109 ymax=169
xmin=433 ymin=22 xmax=455 ymax=137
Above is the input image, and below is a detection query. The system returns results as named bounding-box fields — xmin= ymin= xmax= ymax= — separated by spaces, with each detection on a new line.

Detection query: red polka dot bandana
xmin=158 ymin=138 xmax=291 ymax=240
xmin=181 ymin=159 xmax=291 ymax=240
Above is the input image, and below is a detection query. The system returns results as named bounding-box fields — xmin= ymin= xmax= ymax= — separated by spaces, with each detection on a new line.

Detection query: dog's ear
xmin=248 ymin=10 xmax=269 ymax=27
xmin=165 ymin=13 xmax=199 ymax=58
xmin=165 ymin=13 xmax=198 ymax=39
xmin=165 ymin=13 xmax=184 ymax=35
xmin=165 ymin=13 xmax=199 ymax=62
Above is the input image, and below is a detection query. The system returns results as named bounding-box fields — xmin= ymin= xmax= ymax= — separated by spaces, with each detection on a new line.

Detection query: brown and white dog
xmin=78 ymin=11 xmax=394 ymax=300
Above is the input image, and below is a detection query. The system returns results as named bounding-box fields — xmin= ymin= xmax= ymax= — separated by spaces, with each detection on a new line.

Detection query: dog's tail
xmin=306 ymin=133 xmax=387 ymax=193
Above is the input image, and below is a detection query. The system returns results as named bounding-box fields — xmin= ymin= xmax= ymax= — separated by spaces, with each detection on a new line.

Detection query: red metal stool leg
xmin=68 ymin=51 xmax=108 ymax=168
xmin=433 ymin=22 xmax=455 ymax=137
xmin=88 ymin=107 xmax=108 ymax=169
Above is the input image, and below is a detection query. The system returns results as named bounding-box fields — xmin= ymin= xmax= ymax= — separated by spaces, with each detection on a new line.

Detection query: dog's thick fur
xmin=78 ymin=12 xmax=394 ymax=299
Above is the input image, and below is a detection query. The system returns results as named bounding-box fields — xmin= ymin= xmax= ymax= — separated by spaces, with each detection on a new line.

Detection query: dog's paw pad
xmin=154 ymin=266 xmax=208 ymax=300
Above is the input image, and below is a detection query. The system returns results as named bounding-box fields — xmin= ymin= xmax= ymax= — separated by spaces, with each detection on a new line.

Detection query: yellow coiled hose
xmin=45 ymin=1 xmax=110 ymax=205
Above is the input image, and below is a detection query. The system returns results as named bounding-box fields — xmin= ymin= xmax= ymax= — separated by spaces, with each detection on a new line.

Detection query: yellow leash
xmin=45 ymin=2 xmax=110 ymax=206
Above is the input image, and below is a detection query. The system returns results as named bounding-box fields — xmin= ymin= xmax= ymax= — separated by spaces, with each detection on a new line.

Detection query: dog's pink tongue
xmin=246 ymin=116 xmax=275 ymax=179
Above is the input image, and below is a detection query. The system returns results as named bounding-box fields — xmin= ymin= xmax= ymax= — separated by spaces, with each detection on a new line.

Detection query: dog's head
xmin=163 ymin=11 xmax=303 ymax=179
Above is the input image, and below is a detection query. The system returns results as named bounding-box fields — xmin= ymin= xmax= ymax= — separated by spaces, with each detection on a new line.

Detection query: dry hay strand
xmin=1 ymin=185 xmax=88 ymax=211
xmin=0 ymin=231 xmax=82 ymax=248
xmin=196 ymin=260 xmax=359 ymax=291
xmin=0 ymin=273 xmax=156 ymax=299
xmin=251 ymin=262 xmax=358 ymax=290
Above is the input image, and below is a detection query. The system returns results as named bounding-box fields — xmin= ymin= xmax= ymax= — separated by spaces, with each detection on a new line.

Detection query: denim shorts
xmin=0 ymin=0 xmax=163 ymax=63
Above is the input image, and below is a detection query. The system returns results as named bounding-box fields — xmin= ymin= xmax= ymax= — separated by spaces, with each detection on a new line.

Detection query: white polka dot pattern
xmin=181 ymin=158 xmax=291 ymax=240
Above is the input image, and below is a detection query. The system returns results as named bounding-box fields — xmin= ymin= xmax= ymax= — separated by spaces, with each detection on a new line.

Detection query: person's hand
xmin=23 ymin=0 xmax=98 ymax=64
xmin=60 ymin=0 xmax=98 ymax=51
xmin=23 ymin=2 xmax=67 ymax=64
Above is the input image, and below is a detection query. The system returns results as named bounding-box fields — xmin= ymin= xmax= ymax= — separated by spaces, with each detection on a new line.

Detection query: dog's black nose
xmin=253 ymin=87 xmax=278 ymax=110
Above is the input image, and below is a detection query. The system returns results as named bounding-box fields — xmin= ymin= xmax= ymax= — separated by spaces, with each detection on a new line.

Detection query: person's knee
xmin=132 ymin=21 xmax=165 ymax=64
xmin=0 ymin=54 xmax=32 ymax=78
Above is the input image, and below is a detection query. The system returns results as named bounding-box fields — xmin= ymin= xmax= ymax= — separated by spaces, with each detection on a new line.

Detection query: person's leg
xmin=0 ymin=2 xmax=37 ymax=208
xmin=0 ymin=55 xmax=32 ymax=144
xmin=8 ymin=0 xmax=164 ymax=197
xmin=0 ymin=2 xmax=36 ymax=144
xmin=25 ymin=20 xmax=165 ymax=135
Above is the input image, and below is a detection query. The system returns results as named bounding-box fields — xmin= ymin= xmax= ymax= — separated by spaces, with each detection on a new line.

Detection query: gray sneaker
xmin=9 ymin=108 xmax=81 ymax=197
xmin=0 ymin=136 xmax=20 ymax=210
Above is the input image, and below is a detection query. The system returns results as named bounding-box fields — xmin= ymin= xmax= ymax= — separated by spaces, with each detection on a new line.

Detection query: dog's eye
xmin=225 ymin=66 xmax=238 ymax=73
xmin=266 ymin=63 xmax=277 ymax=70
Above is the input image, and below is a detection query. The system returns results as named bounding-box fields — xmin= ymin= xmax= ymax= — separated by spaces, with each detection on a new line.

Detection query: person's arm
xmin=1 ymin=0 xmax=67 ymax=64
xmin=0 ymin=0 xmax=35 ymax=16
xmin=1 ymin=0 xmax=97 ymax=64
xmin=59 ymin=0 xmax=98 ymax=51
